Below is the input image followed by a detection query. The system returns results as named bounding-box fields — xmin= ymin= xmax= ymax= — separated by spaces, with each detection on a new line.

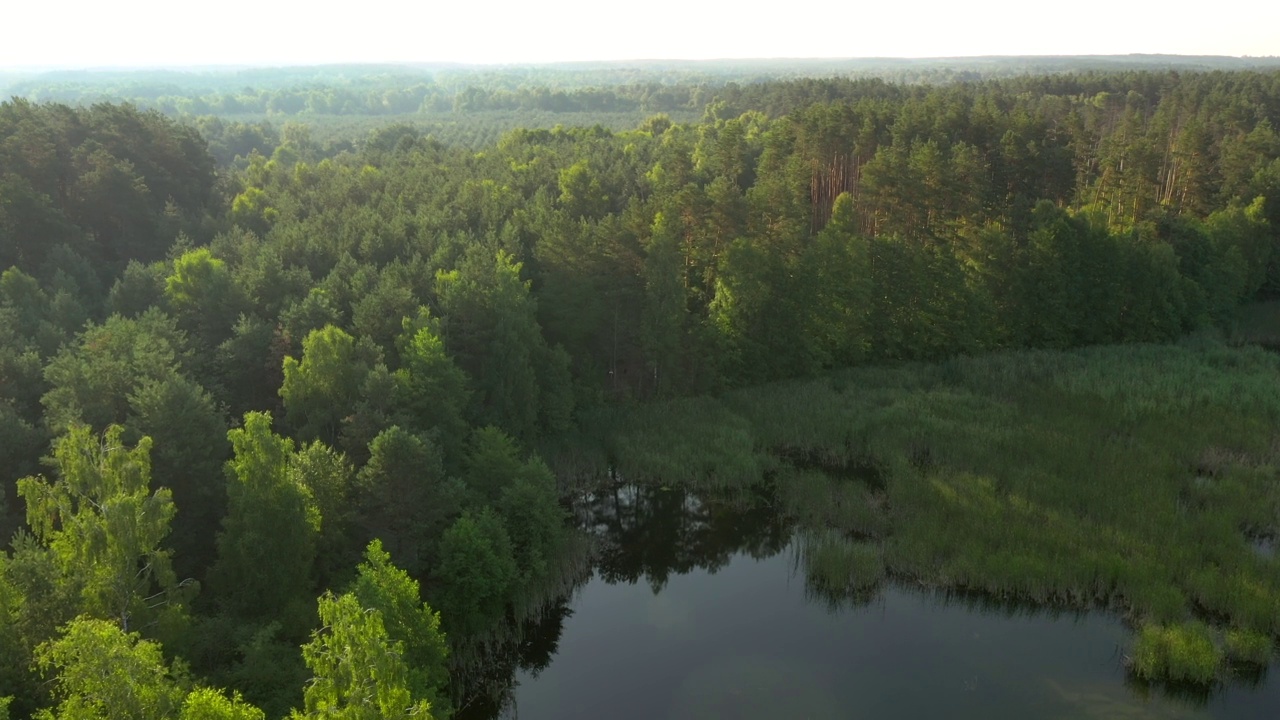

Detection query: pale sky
xmin=4 ymin=0 xmax=1279 ymax=69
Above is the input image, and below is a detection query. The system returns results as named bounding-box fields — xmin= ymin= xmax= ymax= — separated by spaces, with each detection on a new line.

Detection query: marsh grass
xmin=573 ymin=339 xmax=1280 ymax=683
xmin=579 ymin=396 xmax=764 ymax=489
xmin=773 ymin=467 xmax=889 ymax=539
xmin=1225 ymin=628 xmax=1274 ymax=666
xmin=794 ymin=529 xmax=885 ymax=609
xmin=1130 ymin=623 xmax=1223 ymax=685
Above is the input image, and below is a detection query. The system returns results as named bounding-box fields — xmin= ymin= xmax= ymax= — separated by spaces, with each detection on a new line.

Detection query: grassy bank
xmin=563 ymin=337 xmax=1280 ymax=684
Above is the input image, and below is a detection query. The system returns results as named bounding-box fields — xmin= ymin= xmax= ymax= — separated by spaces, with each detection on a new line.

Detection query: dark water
xmin=469 ymin=484 xmax=1280 ymax=719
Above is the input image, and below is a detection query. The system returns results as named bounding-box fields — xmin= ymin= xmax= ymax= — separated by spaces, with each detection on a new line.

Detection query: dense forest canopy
xmin=2 ymin=63 xmax=1280 ymax=718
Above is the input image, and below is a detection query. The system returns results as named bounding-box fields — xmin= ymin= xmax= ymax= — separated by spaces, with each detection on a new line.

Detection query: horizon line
xmin=4 ymin=53 xmax=1280 ymax=74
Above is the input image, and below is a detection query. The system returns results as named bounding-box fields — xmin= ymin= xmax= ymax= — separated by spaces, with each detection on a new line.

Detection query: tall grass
xmin=793 ymin=529 xmax=885 ymax=611
xmin=1130 ymin=622 xmax=1222 ymax=685
xmin=574 ymin=339 xmax=1280 ymax=683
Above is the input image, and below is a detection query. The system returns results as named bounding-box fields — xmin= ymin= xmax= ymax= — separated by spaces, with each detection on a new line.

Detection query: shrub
xmin=1130 ymin=622 xmax=1222 ymax=684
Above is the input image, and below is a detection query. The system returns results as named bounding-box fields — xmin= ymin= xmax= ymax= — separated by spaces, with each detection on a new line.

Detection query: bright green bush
xmin=1130 ymin=622 xmax=1222 ymax=684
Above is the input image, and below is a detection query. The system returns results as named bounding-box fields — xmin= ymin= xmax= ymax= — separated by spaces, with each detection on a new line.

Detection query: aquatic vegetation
xmin=795 ymin=529 xmax=885 ymax=608
xmin=588 ymin=397 xmax=764 ymax=488
xmin=774 ymin=467 xmax=888 ymax=539
xmin=1130 ymin=623 xmax=1222 ymax=685
xmin=566 ymin=339 xmax=1280 ymax=685
xmin=1224 ymin=628 xmax=1273 ymax=666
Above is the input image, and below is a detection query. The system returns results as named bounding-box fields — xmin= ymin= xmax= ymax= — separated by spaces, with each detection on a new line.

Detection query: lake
xmin=468 ymin=484 xmax=1280 ymax=719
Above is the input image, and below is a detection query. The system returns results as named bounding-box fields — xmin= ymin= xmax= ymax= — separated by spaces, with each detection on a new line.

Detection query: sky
xmin=4 ymin=0 xmax=1279 ymax=69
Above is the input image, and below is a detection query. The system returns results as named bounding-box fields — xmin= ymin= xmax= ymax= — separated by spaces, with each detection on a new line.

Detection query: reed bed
xmin=585 ymin=339 xmax=1280 ymax=682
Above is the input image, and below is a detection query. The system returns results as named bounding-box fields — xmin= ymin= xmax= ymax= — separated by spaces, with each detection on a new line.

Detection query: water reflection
xmin=454 ymin=480 xmax=792 ymax=718
xmin=583 ymin=481 xmax=792 ymax=591
xmin=792 ymin=528 xmax=885 ymax=611
xmin=454 ymin=480 xmax=1280 ymax=720
xmin=451 ymin=598 xmax=575 ymax=719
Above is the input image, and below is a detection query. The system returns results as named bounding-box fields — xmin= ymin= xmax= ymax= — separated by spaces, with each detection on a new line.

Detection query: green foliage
xmin=0 ymin=173 xmax=85 ymax=275
xmin=127 ymin=375 xmax=228 ymax=579
xmin=1 ymin=533 xmax=81 ymax=698
xmin=229 ymin=187 xmax=277 ymax=236
xmin=178 ymin=689 xmax=265 ymax=720
xmin=799 ymin=193 xmax=872 ymax=367
xmin=0 ymin=99 xmax=217 ymax=280
xmin=496 ymin=458 xmax=567 ymax=586
xmin=165 ymin=248 xmax=242 ymax=347
xmin=433 ymin=510 xmax=517 ymax=635
xmin=709 ymin=237 xmax=792 ymax=382
xmin=210 ymin=413 xmax=317 ymax=630
xmin=1225 ymin=628 xmax=1273 ymax=665
xmin=558 ymin=160 xmax=607 ymax=219
xmin=356 ymin=427 xmax=461 ymax=576
xmin=34 ymin=616 xmax=186 ymax=720
xmin=108 ymin=261 xmax=168 ymax=318
xmin=32 ymin=617 xmax=267 ymax=720
xmin=0 ymin=552 xmax=35 ymax=718
xmin=350 ymin=273 xmax=417 ymax=358
xmin=436 ymin=249 xmax=573 ymax=442
xmin=213 ymin=314 xmax=281 ymax=418
xmin=595 ymin=341 xmax=1280 ymax=652
xmin=289 ymin=441 xmax=358 ymax=587
xmin=640 ymin=212 xmax=689 ymax=396
xmin=41 ymin=310 xmax=189 ymax=433
xmin=1230 ymin=300 xmax=1280 ymax=348
xmin=349 ymin=541 xmax=450 ymax=713
xmin=1204 ymin=198 xmax=1273 ymax=299
xmin=391 ymin=311 xmax=470 ymax=453
xmin=7 ymin=67 xmax=1280 ymax=715
xmin=280 ymin=325 xmax=379 ymax=444
xmin=294 ymin=592 xmax=433 ymax=720
xmin=0 ymin=400 xmax=45 ymax=499
xmin=17 ymin=425 xmax=182 ymax=632
xmin=166 ymin=249 xmax=227 ymax=314
xmin=1130 ymin=622 xmax=1223 ymax=685
xmin=460 ymin=425 xmax=568 ymax=584
xmin=204 ymin=621 xmax=307 ymax=719
xmin=1 ymin=268 xmax=54 ymax=343
xmin=462 ymin=426 xmax=527 ymax=504
xmin=797 ymin=530 xmax=885 ymax=606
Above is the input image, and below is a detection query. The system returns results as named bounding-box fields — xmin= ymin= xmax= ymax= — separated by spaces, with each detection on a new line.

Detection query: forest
xmin=2 ymin=63 xmax=1280 ymax=718
xmin=7 ymin=56 xmax=1280 ymax=153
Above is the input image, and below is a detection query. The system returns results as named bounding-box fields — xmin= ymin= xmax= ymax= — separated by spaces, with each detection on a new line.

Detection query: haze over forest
xmin=5 ymin=0 xmax=1280 ymax=67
